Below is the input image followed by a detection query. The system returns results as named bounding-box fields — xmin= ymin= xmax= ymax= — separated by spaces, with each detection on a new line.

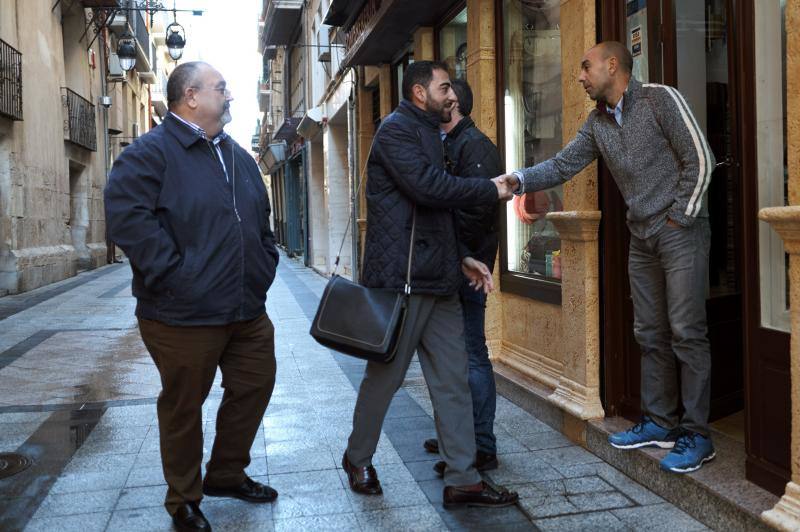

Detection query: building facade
xmin=257 ymin=0 xmax=799 ymax=528
xmin=0 ymin=0 xmax=155 ymax=295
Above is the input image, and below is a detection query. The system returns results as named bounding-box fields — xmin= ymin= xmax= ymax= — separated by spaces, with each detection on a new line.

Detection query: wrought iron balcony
xmin=61 ymin=88 xmax=97 ymax=151
xmin=0 ymin=38 xmax=23 ymax=121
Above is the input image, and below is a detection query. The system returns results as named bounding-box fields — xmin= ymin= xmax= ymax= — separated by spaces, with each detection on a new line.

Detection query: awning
xmin=273 ymin=117 xmax=303 ymax=143
xmin=338 ymin=0 xmax=463 ymax=67
xmin=323 ymin=0 xmax=368 ymax=31
xmin=259 ymin=142 xmax=286 ymax=174
xmin=297 ymin=106 xmax=324 ymax=140
xmin=261 ymin=0 xmax=303 ymax=48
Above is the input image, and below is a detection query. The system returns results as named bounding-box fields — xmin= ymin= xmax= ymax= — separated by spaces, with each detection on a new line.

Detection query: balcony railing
xmin=61 ymin=88 xmax=97 ymax=151
xmin=0 ymin=38 xmax=23 ymax=121
xmin=135 ymin=11 xmax=148 ymax=52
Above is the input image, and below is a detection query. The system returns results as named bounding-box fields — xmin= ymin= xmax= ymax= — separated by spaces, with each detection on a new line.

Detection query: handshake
xmin=491 ymin=173 xmax=520 ymax=201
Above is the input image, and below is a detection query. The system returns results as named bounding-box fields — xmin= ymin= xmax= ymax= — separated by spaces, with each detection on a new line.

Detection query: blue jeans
xmin=460 ymin=282 xmax=497 ymax=455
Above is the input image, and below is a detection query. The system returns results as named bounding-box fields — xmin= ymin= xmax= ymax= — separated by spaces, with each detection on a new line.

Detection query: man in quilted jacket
xmin=341 ymin=61 xmax=519 ymax=508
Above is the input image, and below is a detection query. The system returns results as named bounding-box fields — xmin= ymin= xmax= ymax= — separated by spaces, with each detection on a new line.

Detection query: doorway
xmin=599 ymin=0 xmax=791 ymax=495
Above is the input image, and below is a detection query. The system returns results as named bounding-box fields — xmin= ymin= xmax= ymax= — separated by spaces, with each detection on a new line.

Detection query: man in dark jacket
xmin=342 ymin=61 xmax=518 ymax=509
xmin=105 ymin=62 xmax=279 ymax=531
xmin=423 ymin=79 xmax=504 ymax=476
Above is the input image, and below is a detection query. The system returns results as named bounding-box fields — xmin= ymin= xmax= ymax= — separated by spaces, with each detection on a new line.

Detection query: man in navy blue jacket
xmin=105 ymin=62 xmax=279 ymax=531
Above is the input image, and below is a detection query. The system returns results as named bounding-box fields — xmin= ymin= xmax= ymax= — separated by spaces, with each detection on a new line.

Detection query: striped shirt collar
xmin=169 ymin=112 xmax=228 ymax=145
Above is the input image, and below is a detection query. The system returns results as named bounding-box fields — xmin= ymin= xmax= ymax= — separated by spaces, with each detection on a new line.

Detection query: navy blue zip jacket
xmin=104 ymin=113 xmax=279 ymax=326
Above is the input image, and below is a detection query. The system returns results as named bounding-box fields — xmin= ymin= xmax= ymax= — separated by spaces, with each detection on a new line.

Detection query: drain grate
xmin=0 ymin=453 xmax=33 ymax=479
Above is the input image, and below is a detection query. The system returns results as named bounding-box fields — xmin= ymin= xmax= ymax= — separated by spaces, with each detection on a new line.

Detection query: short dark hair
xmin=166 ymin=61 xmax=206 ymax=109
xmin=402 ymin=60 xmax=450 ymax=101
xmin=450 ymin=79 xmax=473 ymax=116
xmin=597 ymin=41 xmax=633 ymax=74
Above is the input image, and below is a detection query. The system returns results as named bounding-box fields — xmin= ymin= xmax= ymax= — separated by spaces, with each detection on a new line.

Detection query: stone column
xmin=378 ymin=64 xmax=392 ymax=118
xmin=414 ymin=27 xmax=435 ymax=61
xmin=466 ymin=0 xmax=503 ymax=353
xmin=546 ymin=211 xmax=604 ymax=420
xmin=760 ymin=207 xmax=800 ymax=531
xmin=356 ymin=83 xmax=374 ymax=263
xmin=762 ymin=2 xmax=799 ymax=527
xmin=536 ymin=0 xmax=603 ymax=424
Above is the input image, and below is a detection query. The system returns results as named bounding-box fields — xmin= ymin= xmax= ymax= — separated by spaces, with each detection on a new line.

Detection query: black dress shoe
xmin=423 ymin=438 xmax=439 ymax=454
xmin=434 ymin=452 xmax=499 ymax=477
xmin=475 ymin=451 xmax=499 ymax=471
xmin=202 ymin=477 xmax=278 ymax=503
xmin=172 ymin=502 xmax=211 ymax=531
xmin=342 ymin=452 xmax=382 ymax=495
xmin=443 ymin=481 xmax=519 ymax=509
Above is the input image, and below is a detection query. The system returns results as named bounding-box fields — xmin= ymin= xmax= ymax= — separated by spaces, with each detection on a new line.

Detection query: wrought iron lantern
xmin=166 ymin=21 xmax=186 ymax=61
xmin=117 ymin=33 xmax=137 ymax=72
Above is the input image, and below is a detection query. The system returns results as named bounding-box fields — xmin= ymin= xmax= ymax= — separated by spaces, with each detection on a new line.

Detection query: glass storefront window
xmin=756 ymin=0 xmax=790 ymax=332
xmin=502 ymin=0 xmax=563 ymax=281
xmin=439 ymin=8 xmax=468 ymax=81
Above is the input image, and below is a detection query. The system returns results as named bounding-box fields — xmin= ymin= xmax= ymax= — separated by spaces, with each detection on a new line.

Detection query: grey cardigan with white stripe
xmin=515 ymin=77 xmax=714 ymax=239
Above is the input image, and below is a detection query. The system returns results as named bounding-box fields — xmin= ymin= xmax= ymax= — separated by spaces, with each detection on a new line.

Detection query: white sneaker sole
xmin=610 ymin=440 xmax=675 ymax=450
xmin=663 ymin=452 xmax=716 ymax=473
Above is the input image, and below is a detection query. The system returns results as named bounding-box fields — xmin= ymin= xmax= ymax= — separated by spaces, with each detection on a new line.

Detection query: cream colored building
xmin=0 ymin=0 xmax=154 ymax=295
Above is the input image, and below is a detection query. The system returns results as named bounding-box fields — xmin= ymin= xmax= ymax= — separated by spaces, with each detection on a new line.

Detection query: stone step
xmin=587 ymin=417 xmax=778 ymax=531
xmin=493 ymin=362 xmax=779 ymax=531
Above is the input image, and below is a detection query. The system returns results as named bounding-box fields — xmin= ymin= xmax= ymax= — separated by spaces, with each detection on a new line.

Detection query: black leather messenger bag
xmin=309 ymin=209 xmax=416 ymax=363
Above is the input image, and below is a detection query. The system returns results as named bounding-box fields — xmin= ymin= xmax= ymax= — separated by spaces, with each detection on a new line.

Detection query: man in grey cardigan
xmin=502 ymin=41 xmax=715 ymax=473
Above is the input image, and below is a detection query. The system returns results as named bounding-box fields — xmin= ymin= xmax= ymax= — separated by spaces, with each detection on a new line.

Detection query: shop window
xmin=756 ymin=0 xmax=789 ymax=332
xmin=501 ymin=0 xmax=563 ymax=299
xmin=438 ymin=7 xmax=468 ymax=81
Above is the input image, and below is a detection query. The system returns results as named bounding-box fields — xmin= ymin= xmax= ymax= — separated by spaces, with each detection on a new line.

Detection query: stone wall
xmin=0 ymin=1 xmax=150 ymax=295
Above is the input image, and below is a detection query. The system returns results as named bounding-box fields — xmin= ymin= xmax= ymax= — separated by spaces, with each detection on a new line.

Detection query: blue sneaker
xmin=660 ymin=432 xmax=715 ymax=473
xmin=608 ymin=417 xmax=678 ymax=450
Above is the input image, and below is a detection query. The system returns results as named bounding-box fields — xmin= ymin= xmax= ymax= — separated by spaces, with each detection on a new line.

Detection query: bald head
xmin=167 ymin=61 xmax=232 ymax=138
xmin=167 ymin=61 xmax=212 ymax=110
xmin=594 ymin=41 xmax=633 ymax=74
xmin=578 ymin=41 xmax=633 ymax=105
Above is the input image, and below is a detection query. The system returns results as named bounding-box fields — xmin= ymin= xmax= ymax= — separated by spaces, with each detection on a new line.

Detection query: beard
xmin=425 ymin=94 xmax=453 ymax=123
xmin=220 ymin=106 xmax=232 ymax=125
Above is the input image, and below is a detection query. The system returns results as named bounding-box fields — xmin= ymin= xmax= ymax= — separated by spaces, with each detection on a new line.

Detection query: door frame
xmin=599 ymin=0 xmax=791 ymax=495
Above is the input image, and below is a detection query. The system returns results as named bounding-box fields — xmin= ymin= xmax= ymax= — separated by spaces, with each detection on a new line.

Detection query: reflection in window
xmin=439 ymin=8 xmax=468 ymax=81
xmin=503 ymin=0 xmax=563 ymax=280
xmin=756 ymin=0 xmax=789 ymax=332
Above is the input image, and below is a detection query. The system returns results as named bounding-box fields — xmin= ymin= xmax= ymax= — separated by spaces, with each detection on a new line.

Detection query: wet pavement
xmin=0 ymin=255 xmax=709 ymax=531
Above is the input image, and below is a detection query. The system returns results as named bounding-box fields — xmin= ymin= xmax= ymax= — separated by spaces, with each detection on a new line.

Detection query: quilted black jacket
xmin=361 ymin=100 xmax=499 ymax=296
xmin=444 ymin=116 xmax=503 ymax=269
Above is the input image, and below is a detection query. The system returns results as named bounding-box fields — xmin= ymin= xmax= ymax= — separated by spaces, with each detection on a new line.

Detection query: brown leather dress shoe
xmin=342 ymin=452 xmax=382 ymax=495
xmin=202 ymin=477 xmax=278 ymax=503
xmin=172 ymin=502 xmax=211 ymax=531
xmin=443 ymin=481 xmax=519 ymax=509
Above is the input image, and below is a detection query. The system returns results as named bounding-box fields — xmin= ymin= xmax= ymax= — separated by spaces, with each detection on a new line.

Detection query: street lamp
xmin=117 ymin=33 xmax=137 ymax=72
xmin=165 ymin=21 xmax=186 ymax=61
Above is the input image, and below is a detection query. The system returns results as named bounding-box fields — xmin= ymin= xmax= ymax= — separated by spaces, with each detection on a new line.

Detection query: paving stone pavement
xmin=0 ymin=255 xmax=709 ymax=531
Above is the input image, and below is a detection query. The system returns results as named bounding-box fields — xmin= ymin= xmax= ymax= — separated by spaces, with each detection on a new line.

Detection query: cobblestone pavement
xmin=0 ymin=255 xmax=709 ymax=531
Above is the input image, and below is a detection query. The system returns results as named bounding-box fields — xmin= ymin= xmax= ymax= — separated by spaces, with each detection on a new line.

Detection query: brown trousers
xmin=138 ymin=313 xmax=276 ymax=514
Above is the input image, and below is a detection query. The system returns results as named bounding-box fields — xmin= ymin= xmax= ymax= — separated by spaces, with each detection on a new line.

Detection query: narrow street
xmin=0 ymin=256 xmax=707 ymax=531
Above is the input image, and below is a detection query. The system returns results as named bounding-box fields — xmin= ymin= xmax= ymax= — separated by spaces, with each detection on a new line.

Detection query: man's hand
xmin=462 ymin=257 xmax=494 ymax=294
xmin=666 ymin=217 xmax=681 ymax=228
xmin=491 ymin=174 xmax=520 ymax=201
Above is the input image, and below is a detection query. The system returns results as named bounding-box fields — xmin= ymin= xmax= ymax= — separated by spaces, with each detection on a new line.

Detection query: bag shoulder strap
xmin=333 ymin=123 xmax=417 ymax=295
